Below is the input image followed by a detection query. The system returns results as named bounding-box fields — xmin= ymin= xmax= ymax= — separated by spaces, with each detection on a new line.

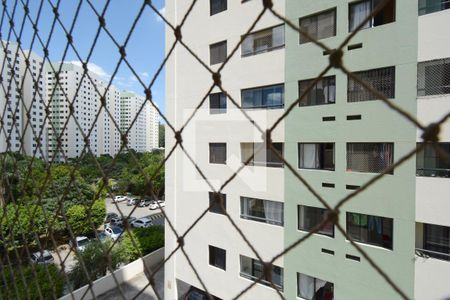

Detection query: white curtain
xmin=350 ymin=1 xmax=371 ymax=31
xmin=263 ymin=200 xmax=282 ymax=224
xmin=301 ymin=144 xmax=318 ymax=168
xmin=299 ymin=273 xmax=315 ymax=300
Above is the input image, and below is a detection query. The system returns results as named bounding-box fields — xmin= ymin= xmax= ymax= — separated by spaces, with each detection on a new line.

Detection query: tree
xmin=66 ymin=200 xmax=106 ymax=236
xmin=69 ymin=240 xmax=124 ymax=289
xmin=121 ymin=226 xmax=164 ymax=262
xmin=158 ymin=123 xmax=165 ymax=148
xmin=0 ymin=204 xmax=49 ymax=248
xmin=1 ymin=264 xmax=64 ymax=299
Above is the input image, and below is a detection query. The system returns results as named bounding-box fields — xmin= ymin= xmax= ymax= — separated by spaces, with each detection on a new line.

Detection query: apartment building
xmin=146 ymin=101 xmax=160 ymax=150
xmin=47 ymin=62 xmax=101 ymax=160
xmin=120 ymin=91 xmax=147 ymax=152
xmin=166 ymin=1 xmax=450 ymax=299
xmin=0 ymin=41 xmax=48 ymax=159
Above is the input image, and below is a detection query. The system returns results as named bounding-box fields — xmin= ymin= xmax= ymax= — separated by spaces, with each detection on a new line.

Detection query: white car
xmin=149 ymin=200 xmax=165 ymax=210
xmin=30 ymin=250 xmax=54 ymax=264
xmin=104 ymin=226 xmax=123 ymax=241
xmin=69 ymin=236 xmax=90 ymax=252
xmin=113 ymin=195 xmax=127 ymax=202
xmin=131 ymin=217 xmax=153 ymax=228
xmin=127 ymin=198 xmax=139 ymax=206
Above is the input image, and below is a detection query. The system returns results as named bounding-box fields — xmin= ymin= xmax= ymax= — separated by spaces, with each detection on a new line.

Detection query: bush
xmin=69 ymin=240 xmax=124 ymax=289
xmin=121 ymin=226 xmax=164 ymax=262
xmin=66 ymin=200 xmax=106 ymax=236
xmin=1 ymin=264 xmax=64 ymax=299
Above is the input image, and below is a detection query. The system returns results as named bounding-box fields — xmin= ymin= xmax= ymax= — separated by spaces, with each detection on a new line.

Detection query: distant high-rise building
xmin=146 ymin=101 xmax=160 ymax=151
xmin=120 ymin=91 xmax=147 ymax=153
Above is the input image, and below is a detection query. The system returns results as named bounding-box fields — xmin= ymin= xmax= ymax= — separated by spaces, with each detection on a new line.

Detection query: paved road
xmin=106 ymin=198 xmax=165 ymax=221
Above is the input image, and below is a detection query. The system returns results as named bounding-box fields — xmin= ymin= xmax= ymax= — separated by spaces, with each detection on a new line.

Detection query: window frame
xmin=209 ymin=245 xmax=226 ymax=270
xmin=348 ymin=0 xmax=396 ymax=32
xmin=240 ymin=196 xmax=284 ymax=226
xmin=347 ymin=66 xmax=396 ymax=102
xmin=239 ymin=255 xmax=284 ymax=290
xmin=346 ymin=142 xmax=394 ymax=174
xmin=299 ymin=8 xmax=337 ymax=44
xmin=298 ymin=143 xmax=335 ymax=171
xmin=209 ymin=143 xmax=227 ymax=164
xmin=209 ymin=192 xmax=227 ymax=215
xmin=298 ymin=76 xmax=336 ymax=106
xmin=241 ymin=142 xmax=284 ymax=168
xmin=297 ymin=272 xmax=334 ymax=300
xmin=416 ymin=142 xmax=450 ymax=178
xmin=209 ymin=40 xmax=227 ymax=65
xmin=298 ymin=205 xmax=335 ymax=237
xmin=241 ymin=83 xmax=285 ymax=110
xmin=241 ymin=24 xmax=285 ymax=57
xmin=209 ymin=92 xmax=227 ymax=114
xmin=346 ymin=211 xmax=394 ymax=250
xmin=210 ymin=0 xmax=227 ymax=16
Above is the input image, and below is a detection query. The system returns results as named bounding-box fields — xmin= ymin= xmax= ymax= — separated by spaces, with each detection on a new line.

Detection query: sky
xmin=1 ymin=0 xmax=166 ymax=116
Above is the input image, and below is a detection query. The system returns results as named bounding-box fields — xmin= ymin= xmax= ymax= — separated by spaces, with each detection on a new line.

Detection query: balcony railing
xmin=416 ymin=167 xmax=450 ymax=178
xmin=419 ymin=0 xmax=450 ymax=15
xmin=416 ymin=248 xmax=450 ymax=261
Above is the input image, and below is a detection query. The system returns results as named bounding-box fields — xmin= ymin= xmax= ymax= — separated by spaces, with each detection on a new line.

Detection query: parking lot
xmin=105 ymin=197 xmax=166 ymax=226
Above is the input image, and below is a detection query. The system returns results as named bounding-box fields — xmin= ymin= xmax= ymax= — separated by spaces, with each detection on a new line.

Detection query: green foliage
xmin=121 ymin=226 xmax=164 ymax=262
xmin=1 ymin=264 xmax=64 ymax=299
xmin=66 ymin=200 xmax=106 ymax=236
xmin=159 ymin=123 xmax=165 ymax=148
xmin=69 ymin=240 xmax=124 ymax=289
xmin=0 ymin=204 xmax=49 ymax=247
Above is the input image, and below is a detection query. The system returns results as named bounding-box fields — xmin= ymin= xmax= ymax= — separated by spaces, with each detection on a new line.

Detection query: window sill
xmin=345 ymin=239 xmax=393 ymax=252
xmin=298 ymin=168 xmax=335 ymax=172
xmin=241 ymin=45 xmax=285 ymax=58
xmin=297 ymin=229 xmax=334 ymax=239
xmin=299 ymin=102 xmax=335 ymax=107
xmin=242 ymin=105 xmax=284 ymax=110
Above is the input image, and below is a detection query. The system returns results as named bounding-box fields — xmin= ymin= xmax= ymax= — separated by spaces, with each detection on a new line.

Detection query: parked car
xmin=105 ymin=212 xmax=118 ymax=223
xmin=149 ymin=200 xmax=165 ymax=210
xmin=69 ymin=236 xmax=90 ymax=252
xmin=113 ymin=195 xmax=127 ymax=202
xmin=30 ymin=250 xmax=54 ymax=265
xmin=112 ymin=216 xmax=137 ymax=228
xmin=104 ymin=226 xmax=123 ymax=241
xmin=96 ymin=231 xmax=109 ymax=242
xmin=184 ymin=287 xmax=222 ymax=300
xmin=126 ymin=197 xmax=139 ymax=206
xmin=138 ymin=199 xmax=152 ymax=207
xmin=131 ymin=217 xmax=153 ymax=228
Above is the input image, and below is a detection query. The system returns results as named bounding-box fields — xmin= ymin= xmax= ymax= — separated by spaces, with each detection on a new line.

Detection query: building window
xmin=209 ymin=92 xmax=227 ymax=114
xmin=347 ymin=143 xmax=393 ymax=174
xmin=297 ymin=273 xmax=334 ymax=300
xmin=299 ymin=8 xmax=336 ymax=44
xmin=419 ymin=0 xmax=450 ymax=15
xmin=209 ymin=246 xmax=226 ymax=270
xmin=240 ymin=197 xmax=284 ymax=226
xmin=240 ymin=255 xmax=283 ymax=290
xmin=417 ymin=58 xmax=450 ymax=97
xmin=422 ymin=223 xmax=450 ymax=261
xmin=242 ymin=24 xmax=285 ymax=57
xmin=241 ymin=142 xmax=284 ymax=168
xmin=298 ymin=143 xmax=334 ymax=171
xmin=210 ymin=0 xmax=227 ymax=15
xmin=298 ymin=76 xmax=336 ymax=106
xmin=348 ymin=66 xmax=395 ymax=102
xmin=210 ymin=41 xmax=227 ymax=65
xmin=209 ymin=192 xmax=226 ymax=214
xmin=298 ymin=205 xmax=334 ymax=237
xmin=416 ymin=143 xmax=450 ymax=178
xmin=346 ymin=212 xmax=393 ymax=249
xmin=209 ymin=143 xmax=226 ymax=164
xmin=349 ymin=0 xmax=395 ymax=32
xmin=241 ymin=84 xmax=284 ymax=109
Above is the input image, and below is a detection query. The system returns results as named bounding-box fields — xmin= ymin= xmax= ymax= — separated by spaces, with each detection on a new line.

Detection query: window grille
xmin=348 ymin=67 xmax=395 ymax=102
xmin=417 ymin=58 xmax=450 ymax=97
xmin=347 ymin=143 xmax=394 ymax=174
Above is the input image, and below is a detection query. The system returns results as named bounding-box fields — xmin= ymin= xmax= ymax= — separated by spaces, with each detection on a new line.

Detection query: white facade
xmin=415 ymin=8 xmax=450 ymax=300
xmin=98 ymin=82 xmax=121 ymax=157
xmin=47 ymin=63 xmax=100 ymax=160
xmin=120 ymin=91 xmax=147 ymax=153
xmin=146 ymin=101 xmax=160 ymax=151
xmin=165 ymin=1 xmax=285 ymax=299
xmin=0 ymin=41 xmax=47 ymax=159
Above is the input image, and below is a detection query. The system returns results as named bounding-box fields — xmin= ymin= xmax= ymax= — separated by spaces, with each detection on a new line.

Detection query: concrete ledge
xmin=59 ymin=247 xmax=164 ymax=300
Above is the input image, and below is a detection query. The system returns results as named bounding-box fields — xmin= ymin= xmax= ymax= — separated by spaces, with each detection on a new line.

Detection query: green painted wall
xmin=283 ymin=1 xmax=418 ymax=299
